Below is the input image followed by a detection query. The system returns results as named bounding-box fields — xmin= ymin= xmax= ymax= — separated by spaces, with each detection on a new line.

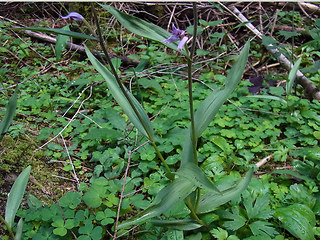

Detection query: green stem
xmin=185 ymin=197 xmax=206 ymax=226
xmin=90 ymin=4 xmax=171 ymax=177
xmin=186 ymin=2 xmax=199 ymax=165
xmin=0 ymin=215 xmax=15 ymax=240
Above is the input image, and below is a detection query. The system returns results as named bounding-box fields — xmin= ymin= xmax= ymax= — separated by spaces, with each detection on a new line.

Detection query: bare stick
xmin=219 ymin=2 xmax=320 ymax=101
xmin=60 ymin=133 xmax=79 ymax=188
xmin=113 ymin=150 xmax=132 ymax=239
xmin=256 ymin=154 xmax=273 ymax=168
xmin=36 ymin=85 xmax=93 ymax=150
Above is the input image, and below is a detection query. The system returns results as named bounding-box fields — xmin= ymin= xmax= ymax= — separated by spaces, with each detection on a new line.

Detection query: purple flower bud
xmin=61 ymin=12 xmax=84 ymax=21
xmin=162 ymin=23 xmax=188 ymax=51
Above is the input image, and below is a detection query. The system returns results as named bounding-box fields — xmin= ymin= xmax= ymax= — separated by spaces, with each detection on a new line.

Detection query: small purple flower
xmin=61 ymin=12 xmax=84 ymax=21
xmin=162 ymin=24 xmax=188 ymax=51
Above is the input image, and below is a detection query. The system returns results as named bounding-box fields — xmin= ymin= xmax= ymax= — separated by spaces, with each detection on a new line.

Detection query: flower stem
xmin=186 ymin=2 xmax=199 ymax=165
xmin=0 ymin=215 xmax=15 ymax=240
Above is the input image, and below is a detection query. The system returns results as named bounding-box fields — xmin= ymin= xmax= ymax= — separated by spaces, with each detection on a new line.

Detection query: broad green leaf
xmin=99 ymin=4 xmax=187 ymax=56
xmin=249 ymin=220 xmax=278 ymax=237
xmin=14 ymin=218 xmax=23 ymax=240
xmin=287 ymin=57 xmax=301 ymax=95
xmin=0 ymin=88 xmax=18 ymax=137
xmin=84 ymin=45 xmax=154 ymax=139
xmin=219 ymin=206 xmax=246 ymax=231
xmin=176 ymin=162 xmax=220 ymax=193
xmin=55 ymin=25 xmax=70 ymax=61
xmin=13 ymin=27 xmax=96 ymax=40
xmin=181 ymin=41 xmax=250 ymax=166
xmin=151 ymin=219 xmax=202 ymax=231
xmin=248 ymin=95 xmax=287 ymax=104
xmin=274 ymin=203 xmax=315 ymax=240
xmin=5 ymin=166 xmax=31 ymax=228
xmin=118 ymin=177 xmax=196 ymax=229
xmin=243 ymin=193 xmax=273 ymax=219
xmin=197 ymin=168 xmax=253 ymax=214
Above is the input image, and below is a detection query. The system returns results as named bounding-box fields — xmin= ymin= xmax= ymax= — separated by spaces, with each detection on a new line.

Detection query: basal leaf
xmin=150 ymin=219 xmax=202 ymax=231
xmin=55 ymin=25 xmax=70 ymax=61
xmin=247 ymin=95 xmax=287 ymax=104
xmin=287 ymin=57 xmax=301 ymax=95
xmin=5 ymin=166 xmax=31 ymax=228
xmin=197 ymin=168 xmax=253 ymax=214
xmin=14 ymin=218 xmax=24 ymax=240
xmin=13 ymin=27 xmax=96 ymax=40
xmin=99 ymin=4 xmax=187 ymax=56
xmin=176 ymin=162 xmax=220 ymax=193
xmin=118 ymin=177 xmax=196 ymax=229
xmin=0 ymin=88 xmax=18 ymax=137
xmin=84 ymin=45 xmax=154 ymax=139
xmin=181 ymin=41 xmax=250 ymax=166
xmin=274 ymin=203 xmax=315 ymax=240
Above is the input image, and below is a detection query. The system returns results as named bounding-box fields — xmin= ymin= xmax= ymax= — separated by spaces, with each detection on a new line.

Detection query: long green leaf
xmin=99 ymin=4 xmax=187 ymax=56
xmin=176 ymin=162 xmax=220 ymax=193
xmin=5 ymin=166 xmax=31 ymax=228
xmin=14 ymin=218 xmax=23 ymax=240
xmin=247 ymin=95 xmax=287 ymax=104
xmin=84 ymin=45 xmax=153 ymax=139
xmin=13 ymin=27 xmax=96 ymax=40
xmin=55 ymin=25 xmax=71 ymax=61
xmin=0 ymin=88 xmax=18 ymax=136
xmin=196 ymin=168 xmax=253 ymax=214
xmin=181 ymin=41 xmax=250 ymax=166
xmin=287 ymin=57 xmax=302 ymax=95
xmin=118 ymin=177 xmax=196 ymax=229
xmin=275 ymin=204 xmax=315 ymax=240
xmin=151 ymin=219 xmax=202 ymax=231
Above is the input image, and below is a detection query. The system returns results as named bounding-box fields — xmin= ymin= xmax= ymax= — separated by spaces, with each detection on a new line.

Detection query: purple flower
xmin=61 ymin=12 xmax=84 ymax=21
xmin=162 ymin=24 xmax=188 ymax=51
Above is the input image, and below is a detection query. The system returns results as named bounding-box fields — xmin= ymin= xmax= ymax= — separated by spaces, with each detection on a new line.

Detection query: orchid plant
xmin=14 ymin=2 xmax=252 ymax=237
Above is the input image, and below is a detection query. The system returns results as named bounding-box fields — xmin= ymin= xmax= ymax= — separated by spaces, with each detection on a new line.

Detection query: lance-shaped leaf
xmin=150 ymin=219 xmax=202 ymax=231
xmin=84 ymin=45 xmax=153 ymax=139
xmin=287 ymin=57 xmax=301 ymax=95
xmin=181 ymin=41 xmax=250 ymax=166
xmin=248 ymin=95 xmax=287 ymax=104
xmin=196 ymin=168 xmax=253 ymax=214
xmin=55 ymin=25 xmax=71 ymax=61
xmin=0 ymin=88 xmax=18 ymax=138
xmin=175 ymin=162 xmax=220 ymax=193
xmin=13 ymin=27 xmax=96 ymax=40
xmin=5 ymin=166 xmax=31 ymax=228
xmin=14 ymin=218 xmax=24 ymax=240
xmin=99 ymin=4 xmax=187 ymax=56
xmin=118 ymin=177 xmax=196 ymax=229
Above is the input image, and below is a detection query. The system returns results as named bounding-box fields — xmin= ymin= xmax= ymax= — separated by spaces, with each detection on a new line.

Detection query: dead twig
xmin=219 ymin=2 xmax=320 ymax=101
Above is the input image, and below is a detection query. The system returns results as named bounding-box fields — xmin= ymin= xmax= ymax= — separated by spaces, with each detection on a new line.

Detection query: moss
xmin=0 ymin=134 xmax=76 ymax=218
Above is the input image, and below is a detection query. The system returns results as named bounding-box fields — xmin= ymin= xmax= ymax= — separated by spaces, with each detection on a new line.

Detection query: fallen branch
xmin=220 ymin=3 xmax=320 ymax=101
xmin=14 ymin=27 xmax=139 ymax=67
